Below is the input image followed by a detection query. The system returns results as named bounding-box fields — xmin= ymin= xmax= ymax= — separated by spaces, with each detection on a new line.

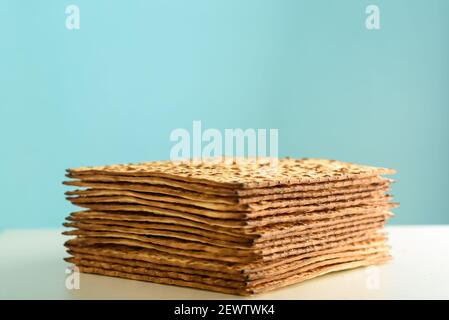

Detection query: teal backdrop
xmin=1 ymin=0 xmax=448 ymax=229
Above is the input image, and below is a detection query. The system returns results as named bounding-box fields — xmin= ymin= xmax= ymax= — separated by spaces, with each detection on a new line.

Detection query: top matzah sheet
xmin=67 ymin=158 xmax=395 ymax=189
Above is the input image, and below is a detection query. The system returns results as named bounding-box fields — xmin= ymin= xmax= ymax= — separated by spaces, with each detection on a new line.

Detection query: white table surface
xmin=1 ymin=225 xmax=448 ymax=299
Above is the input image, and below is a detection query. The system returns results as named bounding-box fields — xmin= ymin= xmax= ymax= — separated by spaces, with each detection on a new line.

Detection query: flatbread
xmin=67 ymin=158 xmax=396 ymax=189
xmin=69 ymin=249 xmax=387 ymax=289
xmin=68 ymin=194 xmax=392 ymax=220
xmin=64 ymin=223 xmax=386 ymax=263
xmin=66 ymin=201 xmax=395 ymax=229
xmin=66 ymin=187 xmax=389 ymax=212
xmin=66 ymin=240 xmax=388 ymax=281
xmin=66 ymin=210 xmax=391 ymax=243
xmin=69 ymin=253 xmax=390 ymax=295
xmin=65 ymin=233 xmax=387 ymax=274
xmin=63 ymin=157 xmax=397 ymax=294
xmin=67 ymin=203 xmax=395 ymax=231
xmin=75 ymin=265 xmax=245 ymax=295
xmin=65 ymin=175 xmax=392 ymax=197
xmin=65 ymin=177 xmax=392 ymax=205
xmin=249 ymin=255 xmax=390 ymax=294
xmin=65 ymin=252 xmax=247 ymax=280
xmin=64 ymin=213 xmax=389 ymax=249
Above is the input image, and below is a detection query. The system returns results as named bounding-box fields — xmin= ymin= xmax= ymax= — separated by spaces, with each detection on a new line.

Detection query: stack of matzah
xmin=63 ymin=158 xmax=397 ymax=295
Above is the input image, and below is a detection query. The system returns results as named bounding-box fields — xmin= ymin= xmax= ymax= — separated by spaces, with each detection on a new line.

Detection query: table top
xmin=1 ymin=225 xmax=448 ymax=299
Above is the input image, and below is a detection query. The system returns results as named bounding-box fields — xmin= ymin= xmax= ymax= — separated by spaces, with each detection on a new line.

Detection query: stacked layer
xmin=63 ymin=158 xmax=397 ymax=295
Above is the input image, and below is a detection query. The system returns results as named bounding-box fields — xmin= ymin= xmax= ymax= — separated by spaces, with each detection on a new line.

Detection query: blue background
xmin=1 ymin=0 xmax=448 ymax=229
